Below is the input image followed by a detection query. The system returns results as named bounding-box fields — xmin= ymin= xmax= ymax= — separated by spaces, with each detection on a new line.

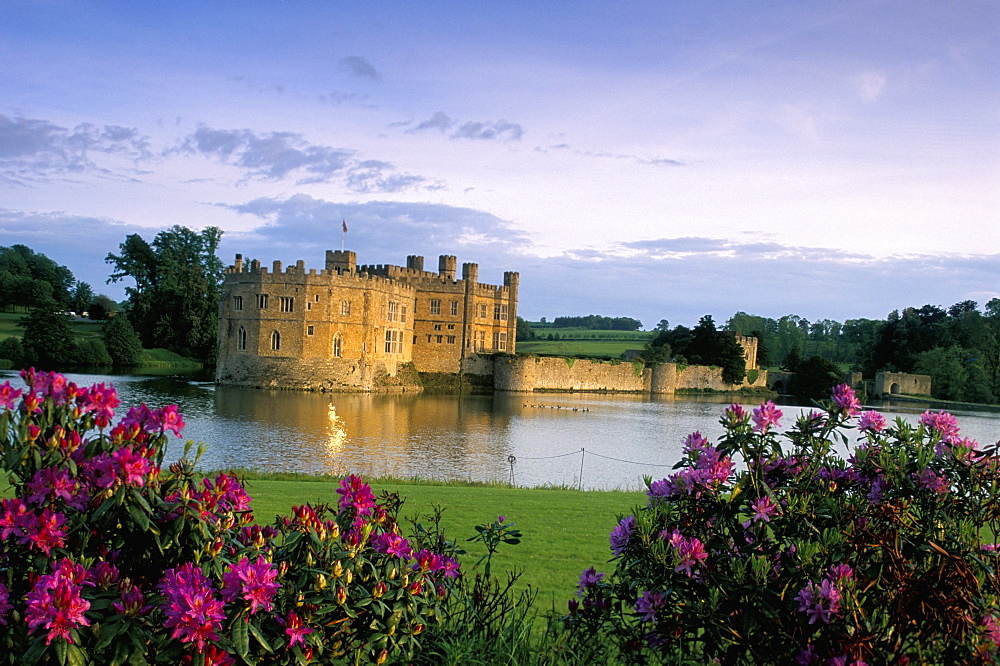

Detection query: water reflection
xmin=2 ymin=370 xmax=998 ymax=491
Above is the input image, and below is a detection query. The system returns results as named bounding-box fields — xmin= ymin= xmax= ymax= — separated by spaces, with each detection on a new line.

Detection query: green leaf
xmin=232 ymin=614 xmax=250 ymax=662
xmin=247 ymin=622 xmax=274 ymax=653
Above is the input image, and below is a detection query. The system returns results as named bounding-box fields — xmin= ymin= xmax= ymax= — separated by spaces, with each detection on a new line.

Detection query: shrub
xmin=0 ymin=369 xmax=457 ymax=664
xmin=103 ymin=315 xmax=143 ymax=367
xmin=563 ymin=386 xmax=1000 ymax=664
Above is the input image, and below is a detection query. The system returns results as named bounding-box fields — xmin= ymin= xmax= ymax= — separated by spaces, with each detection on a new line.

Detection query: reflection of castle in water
xmin=212 ymin=386 xmax=514 ymax=476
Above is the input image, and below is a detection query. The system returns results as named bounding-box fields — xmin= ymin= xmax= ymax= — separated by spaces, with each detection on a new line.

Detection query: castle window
xmin=307 ymin=302 xmax=312 ymax=310
xmin=494 ymin=304 xmax=508 ymax=321
xmin=237 ymin=326 xmax=247 ymax=351
xmin=447 ymin=324 xmax=455 ymax=330
xmin=233 ymin=296 xmax=243 ymax=312
xmin=257 ymin=294 xmax=269 ymax=309
xmin=479 ymin=304 xmax=487 ymax=319
xmin=401 ymin=305 xmax=407 ymax=323
xmin=384 ymin=329 xmax=403 ymax=354
xmin=314 ymin=295 xmax=320 ymax=302
xmin=450 ymin=301 xmax=458 ymax=316
xmin=270 ymin=330 xmax=280 ymax=351
xmin=430 ymin=299 xmax=441 ymax=315
xmin=434 ymin=324 xmax=442 ymax=331
xmin=332 ymin=334 xmax=342 ymax=358
xmin=447 ymin=335 xmax=456 ymax=344
xmin=436 ymin=335 xmax=443 ymax=343
xmin=340 ymin=300 xmax=351 ymax=316
xmin=307 ymin=325 xmax=314 ymax=336
xmin=280 ymin=297 xmax=294 ymax=313
xmin=477 ymin=330 xmax=486 ymax=351
xmin=493 ymin=331 xmax=508 ymax=352
xmin=387 ymin=301 xmax=399 ymax=322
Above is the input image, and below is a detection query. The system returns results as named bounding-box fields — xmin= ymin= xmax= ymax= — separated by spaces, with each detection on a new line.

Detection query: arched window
xmin=237 ymin=326 xmax=247 ymax=351
xmin=332 ymin=333 xmax=342 ymax=358
xmin=270 ymin=330 xmax=280 ymax=351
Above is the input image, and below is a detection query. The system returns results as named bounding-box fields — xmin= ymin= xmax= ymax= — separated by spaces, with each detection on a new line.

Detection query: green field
xmin=518 ymin=328 xmax=652 ymax=359
xmin=242 ymin=473 xmax=641 ymax=607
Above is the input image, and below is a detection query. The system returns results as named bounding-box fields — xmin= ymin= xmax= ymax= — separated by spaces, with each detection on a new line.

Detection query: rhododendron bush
xmin=0 ymin=369 xmax=455 ymax=665
xmin=567 ymin=387 xmax=1000 ymax=664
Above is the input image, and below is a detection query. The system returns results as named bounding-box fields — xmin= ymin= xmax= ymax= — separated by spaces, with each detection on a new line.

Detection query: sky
xmin=1 ymin=1 xmax=997 ymax=329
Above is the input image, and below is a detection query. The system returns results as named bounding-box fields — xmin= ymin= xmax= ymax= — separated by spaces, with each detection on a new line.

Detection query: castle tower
xmin=406 ymin=255 xmax=425 ymax=271
xmin=326 ymin=250 xmax=357 ymax=274
xmin=438 ymin=255 xmax=457 ymax=280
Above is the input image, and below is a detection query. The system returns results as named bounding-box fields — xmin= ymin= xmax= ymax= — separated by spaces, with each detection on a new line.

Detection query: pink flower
xmin=22 ymin=508 xmax=68 ymax=555
xmin=831 ymin=384 xmax=860 ymax=417
xmin=283 ymin=610 xmax=313 ymax=648
xmin=0 ymin=582 xmax=12 ymax=626
xmin=857 ymin=410 xmax=886 ymax=433
xmin=158 ymin=563 xmax=226 ymax=651
xmin=752 ymin=401 xmax=783 ymax=434
xmin=112 ymin=446 xmax=152 ymax=487
xmin=25 ymin=558 xmax=92 ymax=645
xmin=156 ymin=404 xmax=185 ymax=437
xmin=0 ymin=381 xmax=22 ymax=411
xmin=723 ymin=402 xmax=748 ymax=426
xmin=795 ymin=578 xmax=841 ymax=625
xmin=663 ymin=529 xmax=708 ymax=577
xmin=113 ymin=584 xmax=152 ymax=617
xmin=220 ymin=556 xmax=281 ymax=614
xmin=82 ymin=383 xmax=120 ymax=428
xmin=919 ymin=410 xmax=960 ymax=442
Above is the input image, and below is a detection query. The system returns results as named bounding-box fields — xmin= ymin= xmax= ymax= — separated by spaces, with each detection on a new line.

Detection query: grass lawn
xmin=242 ymin=474 xmax=642 ymax=608
xmin=516 ymin=340 xmax=643 ymax=358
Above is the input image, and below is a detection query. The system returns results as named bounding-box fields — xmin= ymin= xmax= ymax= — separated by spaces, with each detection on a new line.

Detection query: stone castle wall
xmin=874 ymin=372 xmax=932 ymax=396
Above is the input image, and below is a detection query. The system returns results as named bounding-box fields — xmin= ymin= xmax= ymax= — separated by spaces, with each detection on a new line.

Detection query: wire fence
xmin=508 ymin=447 xmax=677 ymax=490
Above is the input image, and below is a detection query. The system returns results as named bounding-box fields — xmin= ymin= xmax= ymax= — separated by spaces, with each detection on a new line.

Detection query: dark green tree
xmin=107 ymin=226 xmax=224 ymax=363
xmin=103 ymin=314 xmax=144 ymax=367
xmin=515 ymin=317 xmax=536 ymax=342
xmin=782 ymin=345 xmax=803 ymax=372
xmin=70 ymin=282 xmax=94 ymax=314
xmin=88 ymin=295 xmax=118 ymax=320
xmin=19 ymin=308 xmax=76 ymax=370
xmin=0 ymin=245 xmax=75 ymax=309
xmin=750 ymin=329 xmax=771 ymax=367
xmin=73 ymin=338 xmax=112 ymax=367
xmin=0 ymin=337 xmax=25 ymax=367
xmin=792 ymin=355 xmax=842 ymax=401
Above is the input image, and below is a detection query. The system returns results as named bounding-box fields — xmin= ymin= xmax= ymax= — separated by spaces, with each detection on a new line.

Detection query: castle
xmin=216 ymin=250 xmax=519 ymax=391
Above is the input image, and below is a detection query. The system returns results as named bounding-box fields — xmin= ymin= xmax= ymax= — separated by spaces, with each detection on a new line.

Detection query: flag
xmin=342 ymin=220 xmax=348 ymax=233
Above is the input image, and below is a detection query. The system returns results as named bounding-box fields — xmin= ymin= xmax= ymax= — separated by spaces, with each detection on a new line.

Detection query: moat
xmin=5 ymin=370 xmax=999 ymax=491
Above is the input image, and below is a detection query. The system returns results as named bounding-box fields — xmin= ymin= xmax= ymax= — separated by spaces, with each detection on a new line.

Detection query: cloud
xmin=339 ymin=56 xmax=380 ymax=81
xmin=178 ymin=126 xmax=427 ymax=191
xmin=408 ymin=113 xmax=523 ymax=141
xmin=0 ymin=114 xmax=151 ymax=184
xmin=857 ymin=71 xmax=887 ymax=102
xmin=537 ymin=142 xmax=684 ymax=167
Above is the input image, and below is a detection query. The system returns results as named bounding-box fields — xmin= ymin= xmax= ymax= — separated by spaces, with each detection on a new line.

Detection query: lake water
xmin=3 ymin=371 xmax=999 ymax=491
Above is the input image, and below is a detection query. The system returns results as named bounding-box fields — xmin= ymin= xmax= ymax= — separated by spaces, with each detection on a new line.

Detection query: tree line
xmin=549 ymin=314 xmax=643 ymax=331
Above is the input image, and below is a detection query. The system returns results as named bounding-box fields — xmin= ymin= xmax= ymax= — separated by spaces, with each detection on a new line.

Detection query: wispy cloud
xmin=339 ymin=56 xmax=380 ymax=81
xmin=537 ymin=142 xmax=684 ymax=167
xmin=408 ymin=113 xmax=523 ymax=141
xmin=857 ymin=71 xmax=887 ymax=102
xmin=177 ymin=125 xmax=428 ymax=191
xmin=0 ymin=114 xmax=150 ymax=184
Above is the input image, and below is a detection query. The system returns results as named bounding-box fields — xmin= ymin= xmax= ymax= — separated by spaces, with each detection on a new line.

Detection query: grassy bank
xmin=239 ymin=472 xmax=641 ymax=607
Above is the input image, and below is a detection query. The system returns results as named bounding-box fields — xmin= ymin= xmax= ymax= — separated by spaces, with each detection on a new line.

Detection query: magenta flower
xmin=0 ymin=582 xmax=11 ymax=626
xmin=610 ymin=515 xmax=635 ymax=556
xmin=919 ymin=410 xmax=960 ymax=442
xmin=635 ymin=590 xmax=668 ymax=623
xmin=723 ymin=402 xmax=748 ymax=427
xmin=750 ymin=496 xmax=779 ymax=523
xmin=283 ymin=610 xmax=313 ymax=648
xmin=112 ymin=446 xmax=153 ymax=487
xmin=371 ymin=532 xmax=414 ymax=559
xmin=158 ymin=563 xmax=226 ymax=651
xmin=336 ymin=474 xmax=376 ymax=516
xmin=412 ymin=549 xmax=440 ymax=572
xmin=827 ymin=564 xmax=854 ymax=582
xmin=25 ymin=467 xmax=86 ymax=510
xmin=0 ymin=381 xmax=22 ymax=411
xmin=983 ymin=614 xmax=1000 ymax=652
xmin=221 ymin=556 xmax=281 ymax=615
xmin=752 ymin=401 xmax=783 ymax=434
xmin=25 ymin=558 xmax=92 ymax=645
xmin=664 ymin=529 xmax=708 ymax=577
xmin=113 ymin=584 xmax=152 ymax=617
xmin=831 ymin=384 xmax=860 ymax=417
xmin=156 ymin=404 xmax=186 ymax=437
xmin=82 ymin=382 xmax=120 ymax=428
xmin=857 ymin=410 xmax=886 ymax=433
xmin=22 ymin=508 xmax=68 ymax=555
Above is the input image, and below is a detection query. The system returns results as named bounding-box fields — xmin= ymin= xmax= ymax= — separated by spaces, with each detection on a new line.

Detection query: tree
xmin=654 ymin=319 xmax=670 ymax=332
xmin=107 ymin=226 xmax=224 ymax=363
xmin=0 ymin=245 xmax=75 ymax=310
xmin=782 ymin=345 xmax=802 ymax=372
xmin=750 ymin=329 xmax=771 ymax=367
xmin=88 ymin=294 xmax=119 ymax=320
xmin=0 ymin=337 xmax=25 ymax=367
xmin=19 ymin=308 xmax=76 ymax=369
xmin=70 ymin=281 xmax=94 ymax=314
xmin=103 ymin=314 xmax=144 ymax=367
xmin=515 ymin=317 xmax=536 ymax=342
xmin=792 ymin=355 xmax=842 ymax=400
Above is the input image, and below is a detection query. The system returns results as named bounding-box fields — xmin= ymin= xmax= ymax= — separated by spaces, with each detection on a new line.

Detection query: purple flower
xmin=795 ymin=578 xmax=841 ymax=625
xmin=0 ymin=582 xmax=12 ymax=626
xmin=857 ymin=410 xmax=886 ymax=433
xmin=752 ymin=401 xmax=783 ymax=434
xmin=722 ymin=402 xmax=748 ymax=427
xmin=635 ymin=590 xmax=668 ymax=623
xmin=663 ymin=529 xmax=708 ymax=577
xmin=827 ymin=564 xmax=854 ymax=582
xmin=750 ymin=496 xmax=779 ymax=523
xmin=610 ymin=515 xmax=635 ymax=556
xmin=913 ymin=467 xmax=949 ymax=494
xmin=577 ymin=567 xmax=605 ymax=596
xmin=831 ymin=384 xmax=860 ymax=417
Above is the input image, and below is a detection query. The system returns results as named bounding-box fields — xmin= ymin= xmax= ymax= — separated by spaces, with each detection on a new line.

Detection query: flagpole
xmin=341 ymin=219 xmax=347 ymax=251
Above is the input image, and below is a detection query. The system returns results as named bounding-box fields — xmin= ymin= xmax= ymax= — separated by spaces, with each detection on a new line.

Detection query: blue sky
xmin=1 ymin=1 xmax=997 ymax=328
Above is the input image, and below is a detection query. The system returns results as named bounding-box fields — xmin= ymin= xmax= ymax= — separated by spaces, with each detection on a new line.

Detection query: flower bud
xmin=332 ymin=561 xmax=343 ymax=578
xmin=335 ymin=586 xmax=347 ymax=605
xmin=315 ymin=573 xmax=328 ymax=590
xmin=377 ymin=649 xmax=388 ymax=664
xmin=372 ymin=581 xmax=387 ymax=599
xmin=344 ymin=570 xmax=353 ymax=585
xmin=412 ymin=623 xmax=424 ymax=636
